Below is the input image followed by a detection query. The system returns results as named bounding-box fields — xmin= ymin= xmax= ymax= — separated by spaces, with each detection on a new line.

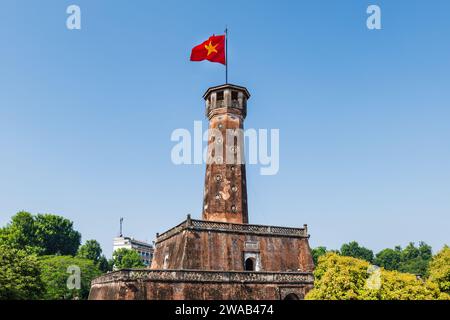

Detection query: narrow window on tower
xmin=217 ymin=91 xmax=224 ymax=101
xmin=231 ymin=91 xmax=238 ymax=101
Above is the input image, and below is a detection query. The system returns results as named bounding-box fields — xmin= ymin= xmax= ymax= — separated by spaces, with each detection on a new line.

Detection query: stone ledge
xmin=92 ymin=269 xmax=314 ymax=286
xmin=155 ymin=218 xmax=309 ymax=244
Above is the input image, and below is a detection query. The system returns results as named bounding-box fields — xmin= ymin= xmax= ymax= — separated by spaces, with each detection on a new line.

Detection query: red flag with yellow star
xmin=190 ymin=35 xmax=226 ymax=65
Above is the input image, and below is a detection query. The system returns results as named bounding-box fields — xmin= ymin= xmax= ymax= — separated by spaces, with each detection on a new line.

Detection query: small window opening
xmin=284 ymin=293 xmax=300 ymax=300
xmin=245 ymin=258 xmax=254 ymax=271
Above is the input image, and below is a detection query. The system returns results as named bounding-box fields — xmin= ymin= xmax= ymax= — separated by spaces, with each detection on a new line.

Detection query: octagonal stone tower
xmin=202 ymin=84 xmax=251 ymax=224
xmin=89 ymin=83 xmax=315 ymax=300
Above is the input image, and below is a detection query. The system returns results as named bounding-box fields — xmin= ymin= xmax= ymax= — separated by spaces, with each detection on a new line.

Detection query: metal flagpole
xmin=225 ymin=26 xmax=228 ymax=84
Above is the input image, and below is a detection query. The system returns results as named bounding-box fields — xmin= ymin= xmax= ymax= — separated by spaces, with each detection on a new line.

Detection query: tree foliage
xmin=311 ymin=246 xmax=328 ymax=266
xmin=374 ymin=247 xmax=402 ymax=271
xmin=0 ymin=245 xmax=44 ymax=300
xmin=112 ymin=248 xmax=145 ymax=269
xmin=306 ymin=253 xmax=445 ymax=300
xmin=307 ymin=253 xmax=371 ymax=300
xmin=340 ymin=241 xmax=374 ymax=263
xmin=428 ymin=245 xmax=450 ymax=295
xmin=375 ymin=242 xmax=432 ymax=277
xmin=39 ymin=255 xmax=102 ymax=300
xmin=0 ymin=212 xmax=113 ymax=300
xmin=97 ymin=255 xmax=112 ymax=273
xmin=397 ymin=242 xmax=432 ymax=277
xmin=0 ymin=212 xmax=41 ymax=253
xmin=379 ymin=269 xmax=442 ymax=300
xmin=77 ymin=240 xmax=102 ymax=262
xmin=34 ymin=214 xmax=81 ymax=256
xmin=0 ymin=212 xmax=81 ymax=256
xmin=77 ymin=239 xmax=111 ymax=273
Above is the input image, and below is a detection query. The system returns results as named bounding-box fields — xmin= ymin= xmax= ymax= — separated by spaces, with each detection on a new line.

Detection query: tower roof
xmin=203 ymin=83 xmax=251 ymax=100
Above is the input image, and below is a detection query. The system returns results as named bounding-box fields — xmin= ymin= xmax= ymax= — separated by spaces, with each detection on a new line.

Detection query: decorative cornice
xmin=155 ymin=218 xmax=309 ymax=244
xmin=203 ymin=84 xmax=251 ymax=100
xmin=92 ymin=269 xmax=314 ymax=285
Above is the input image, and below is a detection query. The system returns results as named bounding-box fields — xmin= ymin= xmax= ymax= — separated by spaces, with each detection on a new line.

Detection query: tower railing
xmin=155 ymin=217 xmax=308 ymax=243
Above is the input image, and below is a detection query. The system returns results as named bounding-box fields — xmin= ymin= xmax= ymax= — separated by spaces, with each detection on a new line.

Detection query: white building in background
xmin=113 ymin=236 xmax=154 ymax=267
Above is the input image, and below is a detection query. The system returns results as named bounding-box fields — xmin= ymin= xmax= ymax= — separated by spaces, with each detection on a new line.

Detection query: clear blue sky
xmin=1 ymin=1 xmax=449 ymax=257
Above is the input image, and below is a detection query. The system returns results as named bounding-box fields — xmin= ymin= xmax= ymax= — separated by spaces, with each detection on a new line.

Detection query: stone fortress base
xmin=89 ymin=217 xmax=314 ymax=300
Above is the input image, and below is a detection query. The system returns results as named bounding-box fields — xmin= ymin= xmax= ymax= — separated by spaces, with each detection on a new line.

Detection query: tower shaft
xmin=202 ymin=84 xmax=250 ymax=224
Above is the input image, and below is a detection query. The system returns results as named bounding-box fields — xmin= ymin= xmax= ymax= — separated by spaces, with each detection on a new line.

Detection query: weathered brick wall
xmin=90 ymin=281 xmax=312 ymax=300
xmin=150 ymin=226 xmax=314 ymax=272
xmin=89 ymin=270 xmax=313 ymax=300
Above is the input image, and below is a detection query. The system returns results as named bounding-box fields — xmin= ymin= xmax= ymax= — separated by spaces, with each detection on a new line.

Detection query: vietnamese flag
xmin=190 ymin=35 xmax=226 ymax=65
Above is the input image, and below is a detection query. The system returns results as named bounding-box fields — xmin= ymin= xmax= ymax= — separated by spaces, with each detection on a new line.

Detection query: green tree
xmin=39 ymin=255 xmax=102 ymax=300
xmin=401 ymin=242 xmax=432 ymax=261
xmin=340 ymin=241 xmax=374 ymax=263
xmin=311 ymin=246 xmax=328 ymax=266
xmin=97 ymin=255 xmax=112 ymax=273
xmin=77 ymin=240 xmax=102 ymax=263
xmin=0 ymin=245 xmax=44 ymax=300
xmin=0 ymin=212 xmax=81 ymax=256
xmin=373 ymin=242 xmax=433 ymax=277
xmin=34 ymin=214 xmax=81 ymax=256
xmin=112 ymin=248 xmax=145 ymax=269
xmin=77 ymin=239 xmax=111 ymax=273
xmin=0 ymin=211 xmax=41 ymax=253
xmin=306 ymin=253 xmax=443 ymax=300
xmin=374 ymin=248 xmax=401 ymax=270
xmin=398 ymin=242 xmax=432 ymax=277
xmin=428 ymin=245 xmax=450 ymax=296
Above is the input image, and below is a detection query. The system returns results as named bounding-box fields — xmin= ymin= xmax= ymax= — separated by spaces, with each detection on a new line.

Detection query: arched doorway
xmin=283 ymin=293 xmax=299 ymax=300
xmin=244 ymin=258 xmax=254 ymax=271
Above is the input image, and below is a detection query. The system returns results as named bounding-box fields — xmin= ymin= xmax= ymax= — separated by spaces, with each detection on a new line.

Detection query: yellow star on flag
xmin=204 ymin=41 xmax=218 ymax=56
